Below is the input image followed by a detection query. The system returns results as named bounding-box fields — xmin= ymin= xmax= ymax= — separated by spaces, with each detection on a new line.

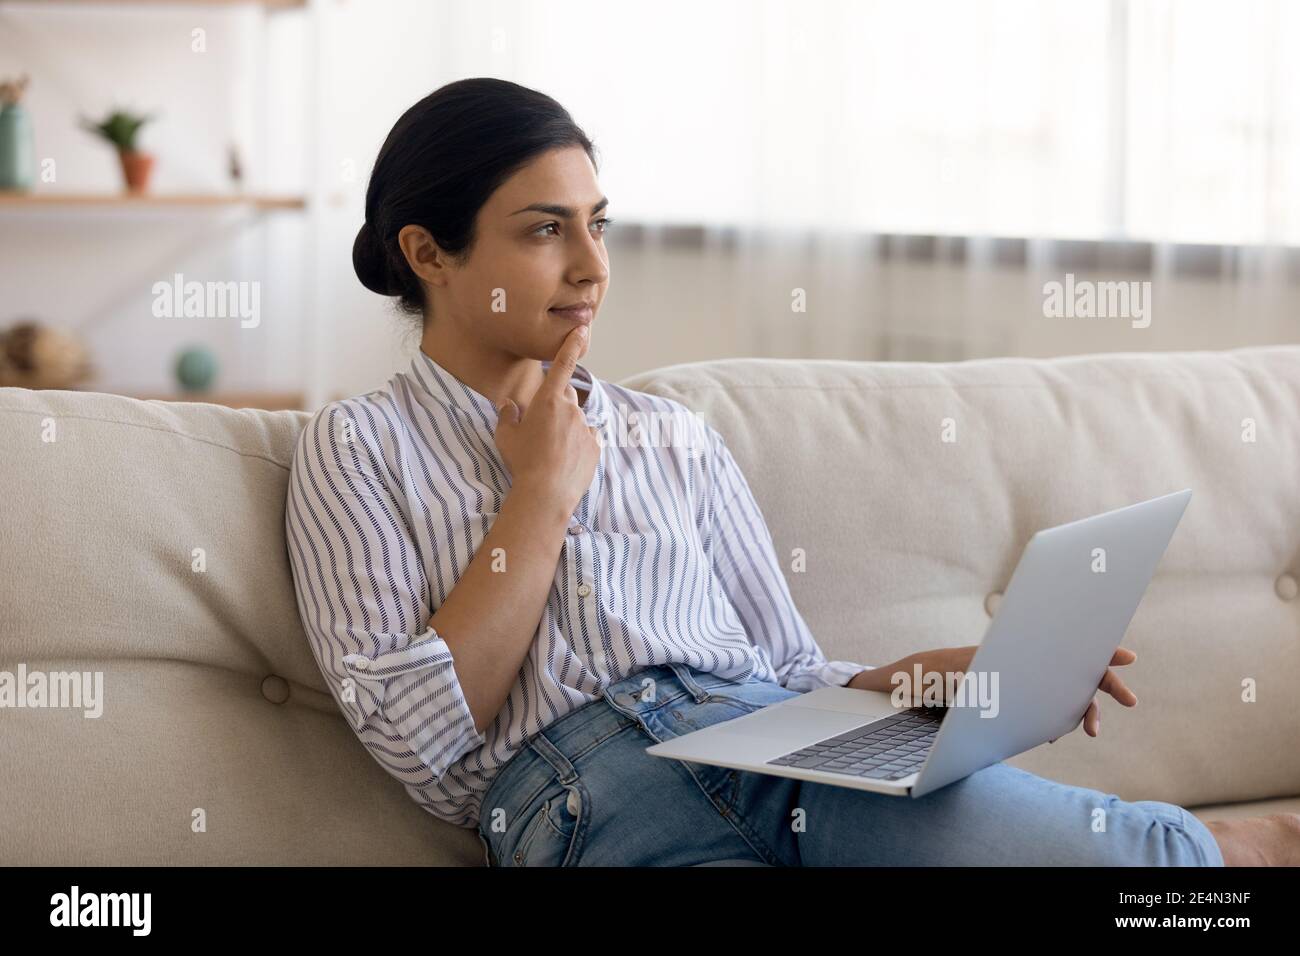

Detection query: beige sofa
xmin=2 ymin=346 xmax=1298 ymax=866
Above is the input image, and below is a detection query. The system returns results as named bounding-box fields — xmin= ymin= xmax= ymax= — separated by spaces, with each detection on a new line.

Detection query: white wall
xmin=2 ymin=1 xmax=1297 ymax=412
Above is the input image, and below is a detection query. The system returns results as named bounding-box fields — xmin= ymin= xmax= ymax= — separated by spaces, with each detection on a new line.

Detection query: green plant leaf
xmin=78 ymin=108 xmax=156 ymax=151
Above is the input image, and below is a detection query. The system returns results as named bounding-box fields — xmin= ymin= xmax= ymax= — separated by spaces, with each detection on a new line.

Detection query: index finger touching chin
xmin=541 ymin=330 xmax=585 ymax=395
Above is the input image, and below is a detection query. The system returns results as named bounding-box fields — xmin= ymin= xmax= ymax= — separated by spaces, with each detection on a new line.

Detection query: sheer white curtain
xmin=356 ymin=0 xmax=1300 ymax=366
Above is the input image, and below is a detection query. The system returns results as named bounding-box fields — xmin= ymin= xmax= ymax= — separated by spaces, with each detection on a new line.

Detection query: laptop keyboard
xmin=766 ymin=706 xmax=946 ymax=781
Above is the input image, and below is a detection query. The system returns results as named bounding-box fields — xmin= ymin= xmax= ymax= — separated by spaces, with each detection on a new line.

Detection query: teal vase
xmin=0 ymin=102 xmax=34 ymax=191
xmin=175 ymin=346 xmax=218 ymax=393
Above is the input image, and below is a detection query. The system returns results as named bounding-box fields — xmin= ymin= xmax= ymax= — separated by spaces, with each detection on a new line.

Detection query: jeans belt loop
xmin=527 ymin=729 xmax=579 ymax=785
xmin=667 ymin=662 xmax=711 ymax=703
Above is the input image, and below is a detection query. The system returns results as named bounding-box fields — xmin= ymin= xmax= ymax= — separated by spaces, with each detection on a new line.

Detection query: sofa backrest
xmin=2 ymin=345 xmax=1297 ymax=864
xmin=625 ymin=346 xmax=1300 ymax=811
xmin=0 ymin=393 xmax=476 ymax=865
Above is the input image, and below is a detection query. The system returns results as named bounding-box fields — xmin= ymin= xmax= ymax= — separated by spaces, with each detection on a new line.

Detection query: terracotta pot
xmin=118 ymin=149 xmax=155 ymax=194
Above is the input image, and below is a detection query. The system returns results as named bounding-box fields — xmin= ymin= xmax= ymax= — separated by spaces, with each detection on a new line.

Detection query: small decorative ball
xmin=174 ymin=346 xmax=218 ymax=392
xmin=0 ymin=320 xmax=92 ymax=389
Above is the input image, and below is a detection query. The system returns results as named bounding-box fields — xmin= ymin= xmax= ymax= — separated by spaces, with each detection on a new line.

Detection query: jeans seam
xmin=700 ymin=691 xmax=765 ymax=714
xmin=714 ymin=785 xmax=784 ymax=865
xmin=674 ymin=682 xmax=785 ymax=863
xmin=565 ymin=719 xmax=639 ymax=765
xmin=540 ymin=799 xmax=568 ymax=840
xmin=512 ymin=803 xmax=551 ymax=865
xmin=1177 ymin=807 xmax=1214 ymax=867
xmin=630 ymin=689 xmax=695 ymax=719
xmin=638 ymin=721 xmax=782 ymax=865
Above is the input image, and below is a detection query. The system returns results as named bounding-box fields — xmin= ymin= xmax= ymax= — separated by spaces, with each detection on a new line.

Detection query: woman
xmin=285 ymin=77 xmax=1293 ymax=867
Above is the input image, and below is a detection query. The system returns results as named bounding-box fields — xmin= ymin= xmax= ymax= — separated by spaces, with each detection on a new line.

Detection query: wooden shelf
xmin=82 ymin=387 xmax=306 ymax=410
xmin=4 ymin=1 xmax=307 ymax=8
xmin=0 ymin=192 xmax=306 ymax=210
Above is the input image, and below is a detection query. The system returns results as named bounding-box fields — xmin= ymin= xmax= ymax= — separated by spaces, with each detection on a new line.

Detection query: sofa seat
xmin=2 ymin=345 xmax=1297 ymax=865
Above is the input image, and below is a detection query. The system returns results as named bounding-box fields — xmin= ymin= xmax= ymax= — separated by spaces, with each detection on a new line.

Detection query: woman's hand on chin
xmin=494 ymin=325 xmax=600 ymax=519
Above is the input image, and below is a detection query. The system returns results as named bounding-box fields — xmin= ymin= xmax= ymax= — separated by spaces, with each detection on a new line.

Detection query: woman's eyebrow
xmin=510 ymin=197 xmax=609 ymax=218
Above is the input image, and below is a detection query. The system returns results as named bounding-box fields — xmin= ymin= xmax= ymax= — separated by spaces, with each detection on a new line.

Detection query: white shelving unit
xmin=0 ymin=0 xmax=322 ymax=408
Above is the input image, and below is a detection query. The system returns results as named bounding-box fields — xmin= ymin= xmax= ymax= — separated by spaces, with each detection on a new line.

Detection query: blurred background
xmin=0 ymin=0 xmax=1296 ymax=411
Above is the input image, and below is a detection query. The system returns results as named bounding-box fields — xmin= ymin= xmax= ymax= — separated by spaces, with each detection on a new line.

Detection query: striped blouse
xmin=284 ymin=347 xmax=871 ymax=828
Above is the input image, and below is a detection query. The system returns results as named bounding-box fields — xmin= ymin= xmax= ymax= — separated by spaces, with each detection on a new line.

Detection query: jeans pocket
xmin=508 ymin=781 xmax=590 ymax=867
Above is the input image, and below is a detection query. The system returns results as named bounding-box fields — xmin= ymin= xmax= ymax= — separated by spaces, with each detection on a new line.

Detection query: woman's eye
xmin=534 ymin=218 xmax=614 ymax=238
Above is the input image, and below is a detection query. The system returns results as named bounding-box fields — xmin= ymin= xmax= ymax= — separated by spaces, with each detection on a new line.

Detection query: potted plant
xmin=79 ymin=107 xmax=157 ymax=194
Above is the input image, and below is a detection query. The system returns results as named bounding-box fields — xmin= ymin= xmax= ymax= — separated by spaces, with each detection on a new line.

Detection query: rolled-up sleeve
xmin=703 ymin=422 xmax=873 ymax=692
xmin=284 ymin=401 xmax=485 ymax=782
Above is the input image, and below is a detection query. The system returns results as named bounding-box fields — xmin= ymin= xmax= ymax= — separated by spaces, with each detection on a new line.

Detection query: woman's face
xmin=416 ymin=145 xmax=611 ymax=362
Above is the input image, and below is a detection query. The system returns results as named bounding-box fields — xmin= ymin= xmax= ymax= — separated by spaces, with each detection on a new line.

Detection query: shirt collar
xmin=409 ymin=347 xmax=610 ymax=427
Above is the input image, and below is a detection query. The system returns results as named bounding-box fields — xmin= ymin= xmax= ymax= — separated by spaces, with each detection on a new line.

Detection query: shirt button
xmin=576 ymin=582 xmax=592 ymax=597
xmin=351 ymin=658 xmax=370 ymax=671
xmin=567 ymin=525 xmax=584 ymax=535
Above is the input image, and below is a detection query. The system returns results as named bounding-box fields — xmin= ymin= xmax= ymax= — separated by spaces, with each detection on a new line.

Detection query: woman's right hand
xmin=492 ymin=326 xmax=602 ymax=517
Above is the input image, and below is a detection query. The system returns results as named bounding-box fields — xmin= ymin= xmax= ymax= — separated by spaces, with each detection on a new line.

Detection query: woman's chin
xmin=543 ymin=320 xmax=593 ymax=353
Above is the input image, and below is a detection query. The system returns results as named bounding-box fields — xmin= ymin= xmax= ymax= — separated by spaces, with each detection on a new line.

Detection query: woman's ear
xmin=397 ymin=224 xmax=447 ymax=289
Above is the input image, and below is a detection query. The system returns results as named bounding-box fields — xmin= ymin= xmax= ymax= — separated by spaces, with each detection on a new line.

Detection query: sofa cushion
xmin=0 ymin=392 xmax=481 ymax=865
xmin=1 ymin=344 xmax=1297 ymax=864
xmin=620 ymin=346 xmax=1300 ymax=814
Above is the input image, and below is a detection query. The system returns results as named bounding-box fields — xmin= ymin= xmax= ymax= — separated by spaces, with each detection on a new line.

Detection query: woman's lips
xmin=549 ymin=305 xmax=593 ymax=325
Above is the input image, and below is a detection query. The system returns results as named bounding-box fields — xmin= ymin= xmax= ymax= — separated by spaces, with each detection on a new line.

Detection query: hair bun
xmin=352 ymin=220 xmax=396 ymax=296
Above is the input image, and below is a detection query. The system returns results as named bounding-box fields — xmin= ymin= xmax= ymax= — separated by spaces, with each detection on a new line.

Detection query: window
xmin=513 ymin=0 xmax=1298 ymax=244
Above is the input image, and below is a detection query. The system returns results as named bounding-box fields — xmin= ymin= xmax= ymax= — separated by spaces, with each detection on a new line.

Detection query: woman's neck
xmin=419 ymin=327 xmax=555 ymax=410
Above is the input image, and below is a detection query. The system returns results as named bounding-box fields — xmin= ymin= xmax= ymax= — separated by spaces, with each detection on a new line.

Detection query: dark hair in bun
xmin=353 ymin=77 xmax=598 ymax=320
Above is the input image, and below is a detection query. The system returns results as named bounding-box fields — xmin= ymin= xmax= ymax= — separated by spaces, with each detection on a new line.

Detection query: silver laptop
xmin=646 ymin=489 xmax=1192 ymax=798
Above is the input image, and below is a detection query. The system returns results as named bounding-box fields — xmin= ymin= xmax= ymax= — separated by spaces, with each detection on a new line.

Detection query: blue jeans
xmin=475 ymin=663 xmax=1224 ymax=866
